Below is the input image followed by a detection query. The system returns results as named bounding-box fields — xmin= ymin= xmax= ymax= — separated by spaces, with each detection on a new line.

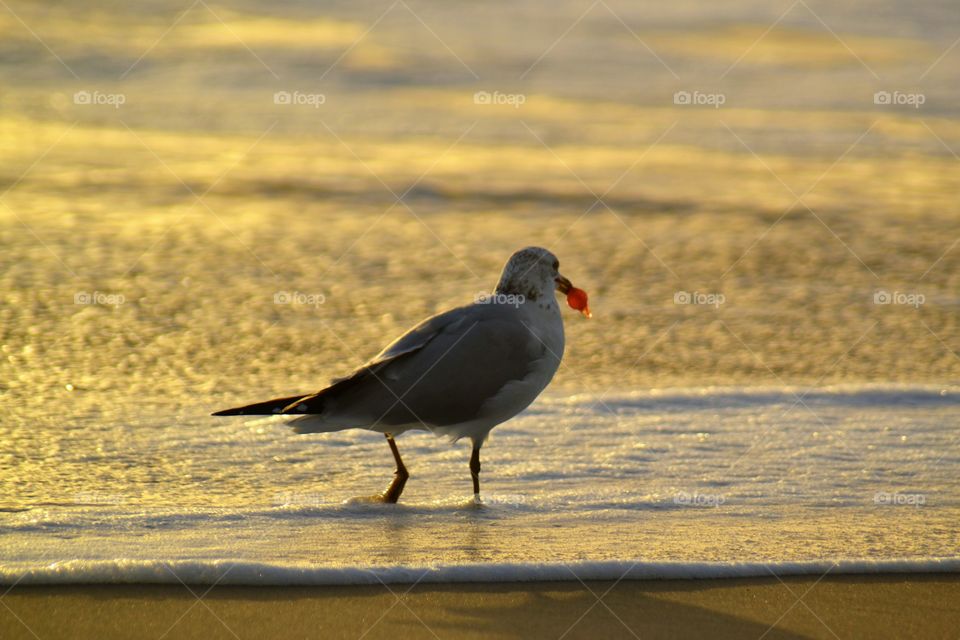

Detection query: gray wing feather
xmin=280 ymin=306 xmax=472 ymax=414
xmin=294 ymin=304 xmax=542 ymax=427
xmin=366 ymin=304 xmax=473 ymax=367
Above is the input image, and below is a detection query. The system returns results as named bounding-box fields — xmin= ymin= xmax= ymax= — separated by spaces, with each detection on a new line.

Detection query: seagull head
xmin=495 ymin=247 xmax=592 ymax=316
xmin=493 ymin=245 xmax=587 ymax=313
xmin=495 ymin=247 xmax=561 ymax=301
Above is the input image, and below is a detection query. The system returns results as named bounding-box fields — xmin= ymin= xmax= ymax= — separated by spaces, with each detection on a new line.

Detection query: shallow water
xmin=2 ymin=0 xmax=959 ymax=582
xmin=2 ymin=387 xmax=958 ymax=582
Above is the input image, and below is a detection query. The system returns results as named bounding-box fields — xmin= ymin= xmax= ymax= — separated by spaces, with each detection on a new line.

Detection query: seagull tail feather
xmin=211 ymin=394 xmax=310 ymax=416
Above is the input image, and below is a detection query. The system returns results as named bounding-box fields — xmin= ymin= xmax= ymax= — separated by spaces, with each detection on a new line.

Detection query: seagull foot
xmin=379 ymin=474 xmax=407 ymax=503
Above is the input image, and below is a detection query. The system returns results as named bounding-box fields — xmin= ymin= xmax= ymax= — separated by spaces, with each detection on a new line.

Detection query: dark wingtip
xmin=211 ymin=393 xmax=319 ymax=417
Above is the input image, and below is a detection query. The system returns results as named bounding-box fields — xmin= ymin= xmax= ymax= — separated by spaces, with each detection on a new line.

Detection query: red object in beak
xmin=566 ymin=287 xmax=591 ymax=318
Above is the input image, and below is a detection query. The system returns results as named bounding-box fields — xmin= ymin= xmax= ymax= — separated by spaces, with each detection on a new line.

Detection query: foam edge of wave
xmin=1 ymin=558 xmax=957 ymax=586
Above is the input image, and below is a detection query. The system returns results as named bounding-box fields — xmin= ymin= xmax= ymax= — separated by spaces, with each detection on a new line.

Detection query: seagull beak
xmin=555 ymin=274 xmax=572 ymax=294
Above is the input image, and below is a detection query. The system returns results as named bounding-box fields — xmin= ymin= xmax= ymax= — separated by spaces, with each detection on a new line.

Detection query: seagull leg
xmin=379 ymin=433 xmax=409 ymax=503
xmin=470 ymin=445 xmax=481 ymax=498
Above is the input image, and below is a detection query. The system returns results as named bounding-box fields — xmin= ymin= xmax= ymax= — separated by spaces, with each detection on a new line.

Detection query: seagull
xmin=212 ymin=247 xmax=591 ymax=503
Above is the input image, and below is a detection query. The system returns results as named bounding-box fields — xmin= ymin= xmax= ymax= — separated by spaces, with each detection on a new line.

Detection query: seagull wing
xmin=284 ymin=303 xmax=543 ymax=428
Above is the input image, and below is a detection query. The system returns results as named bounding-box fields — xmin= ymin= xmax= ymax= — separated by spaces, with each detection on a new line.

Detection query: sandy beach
xmin=2 ymin=575 xmax=958 ymax=639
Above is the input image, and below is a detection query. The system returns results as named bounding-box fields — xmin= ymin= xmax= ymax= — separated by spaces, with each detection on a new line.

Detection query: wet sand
xmin=1 ymin=574 xmax=958 ymax=639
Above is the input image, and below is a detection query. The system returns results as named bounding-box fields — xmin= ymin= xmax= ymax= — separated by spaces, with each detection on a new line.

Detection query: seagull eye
xmin=552 ymin=260 xmax=559 ymax=271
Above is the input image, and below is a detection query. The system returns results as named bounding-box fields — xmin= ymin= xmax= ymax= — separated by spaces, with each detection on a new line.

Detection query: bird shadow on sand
xmin=412 ymin=581 xmax=812 ymax=640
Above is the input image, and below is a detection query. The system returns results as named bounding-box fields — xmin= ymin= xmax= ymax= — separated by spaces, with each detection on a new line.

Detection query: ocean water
xmin=2 ymin=387 xmax=958 ymax=584
xmin=2 ymin=0 xmax=960 ymax=584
